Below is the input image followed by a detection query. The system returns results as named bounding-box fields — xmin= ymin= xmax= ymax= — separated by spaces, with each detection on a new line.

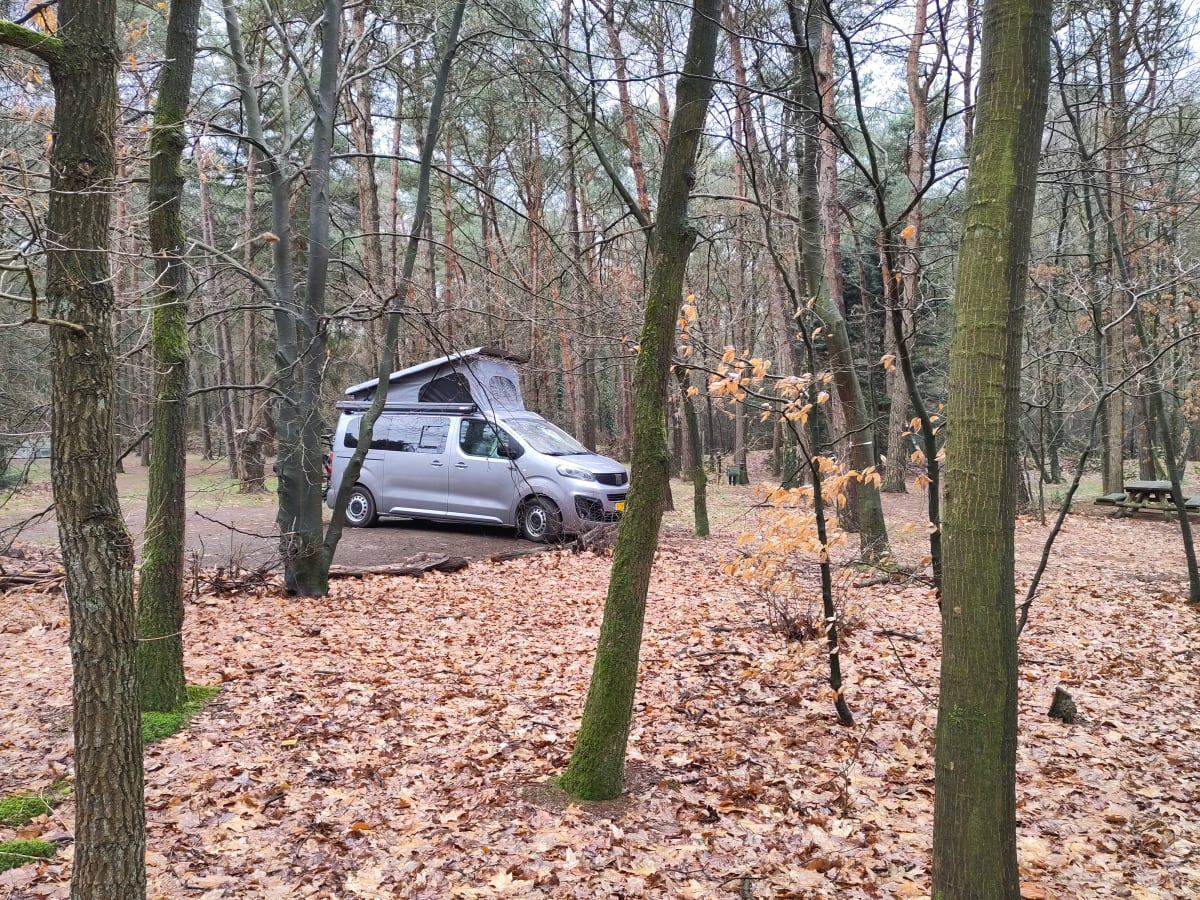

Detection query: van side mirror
xmin=498 ymin=440 xmax=523 ymax=460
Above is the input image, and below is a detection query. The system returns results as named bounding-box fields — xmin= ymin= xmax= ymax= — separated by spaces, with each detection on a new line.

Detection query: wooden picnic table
xmin=1094 ymin=479 xmax=1200 ymax=517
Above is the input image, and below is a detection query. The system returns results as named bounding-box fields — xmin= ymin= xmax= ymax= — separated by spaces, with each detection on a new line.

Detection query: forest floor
xmin=1 ymin=465 xmax=1199 ymax=897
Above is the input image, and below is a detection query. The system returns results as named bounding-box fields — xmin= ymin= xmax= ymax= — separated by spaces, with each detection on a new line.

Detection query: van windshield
xmin=506 ymin=417 xmax=590 ymax=456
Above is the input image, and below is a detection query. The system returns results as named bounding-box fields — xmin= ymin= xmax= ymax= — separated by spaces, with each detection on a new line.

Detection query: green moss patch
xmin=0 ymin=839 xmax=55 ymax=873
xmin=141 ymin=684 xmax=219 ymax=744
xmin=0 ymin=781 xmax=71 ymax=827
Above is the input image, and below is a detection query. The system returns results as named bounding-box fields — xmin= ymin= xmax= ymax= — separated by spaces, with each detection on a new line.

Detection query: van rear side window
xmin=342 ymin=416 xmax=389 ymax=450
xmin=344 ymin=415 xmax=449 ymax=453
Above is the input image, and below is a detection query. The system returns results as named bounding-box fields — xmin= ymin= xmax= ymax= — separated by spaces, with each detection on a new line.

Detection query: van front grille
xmin=596 ymin=472 xmax=628 ymax=486
xmin=607 ymin=493 xmax=627 ymax=503
xmin=576 ymin=497 xmax=622 ymax=523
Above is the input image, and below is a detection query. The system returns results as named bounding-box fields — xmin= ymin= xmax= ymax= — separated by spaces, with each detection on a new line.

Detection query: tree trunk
xmin=728 ymin=21 xmax=751 ymax=488
xmin=600 ymin=0 xmax=652 ymax=220
xmin=558 ymin=0 xmax=720 ymax=802
xmin=676 ymin=367 xmax=708 ymax=536
xmin=138 ymin=0 xmax=202 ymax=713
xmin=885 ymin=0 xmax=936 ymax=495
xmin=442 ymin=126 xmax=458 ymax=340
xmin=197 ymin=368 xmax=213 ymax=459
xmin=136 ymin=261 xmax=151 ymax=470
xmin=1 ymin=5 xmax=147 ymax=896
xmin=279 ymin=0 xmax=342 ymax=596
xmin=347 ymin=1 xmax=384 ymax=333
xmin=790 ymin=0 xmax=889 ymax=557
xmin=388 ymin=66 xmax=404 ymax=309
xmin=323 ymin=0 xmax=468 ymax=567
xmin=240 ymin=100 xmax=260 ymax=432
xmin=1103 ymin=314 xmax=1127 ymax=491
xmin=815 ymin=14 xmax=860 ymax=526
xmin=882 ymin=320 xmax=910 ymax=492
xmin=933 ymin=0 xmax=1052 ymax=893
xmin=198 ymin=164 xmax=241 ymax=474
xmin=560 ymin=0 xmax=587 ymax=438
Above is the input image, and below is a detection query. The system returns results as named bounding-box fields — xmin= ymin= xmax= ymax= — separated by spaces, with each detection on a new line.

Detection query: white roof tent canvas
xmin=343 ymin=347 xmax=528 ymax=412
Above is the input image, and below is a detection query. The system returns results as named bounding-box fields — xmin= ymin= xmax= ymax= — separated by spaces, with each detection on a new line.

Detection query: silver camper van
xmin=326 ymin=349 xmax=629 ymax=542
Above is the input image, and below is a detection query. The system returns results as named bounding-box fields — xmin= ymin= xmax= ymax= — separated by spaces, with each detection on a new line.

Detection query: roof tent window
xmin=488 ymin=375 xmax=519 ymax=406
xmin=418 ymin=372 xmax=472 ymax=403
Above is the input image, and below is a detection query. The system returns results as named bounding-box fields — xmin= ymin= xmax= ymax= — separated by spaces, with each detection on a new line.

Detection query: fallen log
xmin=0 ymin=564 xmax=65 ymax=593
xmin=488 ymin=545 xmax=559 ymax=563
xmin=328 ymin=554 xmax=469 ymax=578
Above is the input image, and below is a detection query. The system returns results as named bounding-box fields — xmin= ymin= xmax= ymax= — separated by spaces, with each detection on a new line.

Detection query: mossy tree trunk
xmin=1 ymin=5 xmax=147 ymax=897
xmin=932 ymin=0 xmax=1052 ymax=892
xmin=788 ymin=0 xmax=890 ymax=558
xmin=558 ymin=0 xmax=720 ymax=802
xmin=138 ymin=0 xmax=203 ymax=713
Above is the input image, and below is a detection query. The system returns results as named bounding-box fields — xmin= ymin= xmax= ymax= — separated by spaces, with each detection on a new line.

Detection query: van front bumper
xmin=573 ymin=490 xmax=626 ymax=526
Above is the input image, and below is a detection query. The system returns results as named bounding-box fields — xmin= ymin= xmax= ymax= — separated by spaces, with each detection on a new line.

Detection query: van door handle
xmin=455 ymin=462 xmax=468 ymax=469
xmin=430 ymin=460 xmax=443 ymax=468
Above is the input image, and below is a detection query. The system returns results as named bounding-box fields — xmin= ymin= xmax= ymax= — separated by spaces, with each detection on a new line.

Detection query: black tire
xmin=344 ymin=485 xmax=377 ymax=527
xmin=519 ymin=496 xmax=562 ymax=543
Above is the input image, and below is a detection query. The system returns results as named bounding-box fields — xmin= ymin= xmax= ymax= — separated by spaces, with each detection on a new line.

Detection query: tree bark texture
xmin=558 ymin=0 xmax=720 ymax=802
xmin=0 ymin=4 xmax=147 ymax=897
xmin=138 ymin=0 xmax=203 ymax=714
xmin=933 ymin=0 xmax=1052 ymax=893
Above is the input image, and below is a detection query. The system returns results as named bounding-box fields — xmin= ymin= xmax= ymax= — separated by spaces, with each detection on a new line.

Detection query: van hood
xmin=547 ymin=453 xmax=630 ymax=487
xmin=565 ymin=454 xmax=628 ymax=476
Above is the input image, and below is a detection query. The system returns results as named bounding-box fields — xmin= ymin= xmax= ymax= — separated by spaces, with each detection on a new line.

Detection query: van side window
xmin=388 ymin=416 xmax=448 ymax=454
xmin=459 ymin=420 xmax=503 ymax=458
xmin=417 ymin=418 xmax=449 ymax=453
xmin=342 ymin=416 xmax=389 ymax=450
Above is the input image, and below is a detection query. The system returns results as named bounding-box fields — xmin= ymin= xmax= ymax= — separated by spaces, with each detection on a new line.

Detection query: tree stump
xmin=236 ymin=427 xmax=268 ymax=493
xmin=1048 ymin=686 xmax=1077 ymax=724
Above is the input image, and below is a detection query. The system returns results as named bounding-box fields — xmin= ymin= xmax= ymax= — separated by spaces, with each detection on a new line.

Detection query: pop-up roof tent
xmin=343 ymin=347 xmax=527 ymax=411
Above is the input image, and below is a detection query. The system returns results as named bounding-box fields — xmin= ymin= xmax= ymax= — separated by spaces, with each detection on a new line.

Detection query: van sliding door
xmin=380 ymin=415 xmax=450 ymax=518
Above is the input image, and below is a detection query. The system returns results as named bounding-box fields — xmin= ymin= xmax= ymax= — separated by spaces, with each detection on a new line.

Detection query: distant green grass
xmin=142 ymin=684 xmax=219 ymax=744
xmin=0 ymin=781 xmax=71 ymax=827
xmin=0 ymin=454 xmax=278 ymax=519
xmin=0 ymin=839 xmax=55 ymax=873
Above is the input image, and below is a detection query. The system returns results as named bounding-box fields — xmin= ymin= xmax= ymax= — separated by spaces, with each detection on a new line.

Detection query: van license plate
xmin=615 ymin=501 xmax=625 ymax=512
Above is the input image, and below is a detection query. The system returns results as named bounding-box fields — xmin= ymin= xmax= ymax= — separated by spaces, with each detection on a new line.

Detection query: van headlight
xmin=557 ymin=464 xmax=597 ymax=481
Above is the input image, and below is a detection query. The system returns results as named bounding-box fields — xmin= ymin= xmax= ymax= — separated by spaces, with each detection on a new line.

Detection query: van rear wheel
xmin=344 ymin=485 xmax=377 ymax=527
xmin=520 ymin=497 xmax=562 ymax=543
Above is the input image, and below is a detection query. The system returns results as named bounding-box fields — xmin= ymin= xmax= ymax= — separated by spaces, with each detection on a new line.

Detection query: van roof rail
xmin=335 ymin=401 xmax=478 ymax=415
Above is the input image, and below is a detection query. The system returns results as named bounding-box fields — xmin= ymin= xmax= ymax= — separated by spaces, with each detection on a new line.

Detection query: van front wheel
xmin=519 ymin=497 xmax=562 ymax=543
xmin=345 ymin=485 xmax=377 ymax=527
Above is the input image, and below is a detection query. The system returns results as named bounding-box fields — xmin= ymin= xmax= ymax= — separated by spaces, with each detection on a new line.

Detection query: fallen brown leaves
xmin=1 ymin=496 xmax=1198 ymax=898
